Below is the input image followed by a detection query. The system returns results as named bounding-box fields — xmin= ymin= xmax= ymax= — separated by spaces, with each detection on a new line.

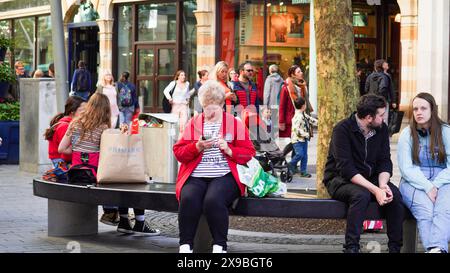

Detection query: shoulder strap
xmin=169 ymin=81 xmax=177 ymax=96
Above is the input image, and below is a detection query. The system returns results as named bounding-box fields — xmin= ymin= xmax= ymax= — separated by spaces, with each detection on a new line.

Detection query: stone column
xmin=96 ymin=18 xmax=114 ymax=76
xmin=416 ymin=0 xmax=449 ymax=121
xmin=194 ymin=0 xmax=216 ymax=72
xmin=396 ymin=0 xmax=418 ymax=116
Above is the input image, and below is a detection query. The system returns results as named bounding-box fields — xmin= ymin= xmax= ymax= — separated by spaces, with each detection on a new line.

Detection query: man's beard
xmin=368 ymin=120 xmax=382 ymax=130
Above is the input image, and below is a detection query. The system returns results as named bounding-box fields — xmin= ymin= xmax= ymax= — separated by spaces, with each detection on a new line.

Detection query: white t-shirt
xmin=191 ymin=122 xmax=231 ymax=178
xmin=163 ymin=81 xmax=190 ymax=104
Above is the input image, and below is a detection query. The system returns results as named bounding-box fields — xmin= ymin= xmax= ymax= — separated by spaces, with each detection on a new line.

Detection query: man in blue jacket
xmin=323 ymin=94 xmax=405 ymax=253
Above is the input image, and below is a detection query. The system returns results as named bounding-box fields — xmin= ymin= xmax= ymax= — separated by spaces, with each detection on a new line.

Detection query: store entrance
xmin=135 ymin=44 xmax=176 ymax=113
xmin=68 ymin=22 xmax=99 ymax=93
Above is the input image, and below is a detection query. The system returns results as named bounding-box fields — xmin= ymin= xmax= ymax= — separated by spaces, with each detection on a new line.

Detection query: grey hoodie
xmin=263 ymin=73 xmax=284 ymax=107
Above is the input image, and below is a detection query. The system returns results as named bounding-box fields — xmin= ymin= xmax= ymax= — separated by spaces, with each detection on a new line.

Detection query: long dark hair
xmin=44 ymin=96 xmax=85 ymax=140
xmin=410 ymin=92 xmax=447 ymax=164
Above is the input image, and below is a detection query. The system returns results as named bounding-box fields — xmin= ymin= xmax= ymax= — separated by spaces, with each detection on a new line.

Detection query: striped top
xmin=70 ymin=123 xmax=108 ymax=153
xmin=191 ymin=122 xmax=231 ymax=178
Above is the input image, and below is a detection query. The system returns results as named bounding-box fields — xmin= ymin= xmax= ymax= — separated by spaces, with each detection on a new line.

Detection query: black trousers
xmin=178 ymin=173 xmax=240 ymax=250
xmin=332 ymin=182 xmax=405 ymax=251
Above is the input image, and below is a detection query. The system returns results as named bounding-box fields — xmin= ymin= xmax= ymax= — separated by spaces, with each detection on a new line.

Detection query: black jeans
xmin=333 ymin=182 xmax=405 ymax=251
xmin=178 ymin=173 xmax=240 ymax=250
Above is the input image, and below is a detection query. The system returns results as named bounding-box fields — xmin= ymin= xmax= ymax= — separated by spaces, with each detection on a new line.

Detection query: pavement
xmin=0 ymin=126 xmax=428 ymax=253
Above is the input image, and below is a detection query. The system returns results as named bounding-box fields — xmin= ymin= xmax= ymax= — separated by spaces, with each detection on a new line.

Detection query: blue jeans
xmin=400 ymin=180 xmax=450 ymax=252
xmin=72 ymin=90 xmax=90 ymax=100
xmin=290 ymin=141 xmax=308 ymax=173
xmin=119 ymin=106 xmax=135 ymax=126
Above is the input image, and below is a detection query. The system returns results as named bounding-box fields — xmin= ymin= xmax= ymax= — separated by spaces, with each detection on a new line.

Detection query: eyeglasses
xmin=245 ymin=69 xmax=254 ymax=73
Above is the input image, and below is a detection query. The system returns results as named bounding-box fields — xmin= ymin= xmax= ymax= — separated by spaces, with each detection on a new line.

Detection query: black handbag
xmin=388 ymin=110 xmax=404 ymax=136
xmin=162 ymin=82 xmax=176 ymax=113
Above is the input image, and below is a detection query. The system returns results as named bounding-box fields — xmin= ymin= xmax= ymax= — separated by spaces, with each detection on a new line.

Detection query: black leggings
xmin=178 ymin=173 xmax=240 ymax=250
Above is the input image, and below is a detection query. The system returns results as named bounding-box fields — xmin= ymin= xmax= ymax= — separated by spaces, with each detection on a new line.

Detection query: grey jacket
xmin=263 ymin=73 xmax=284 ymax=107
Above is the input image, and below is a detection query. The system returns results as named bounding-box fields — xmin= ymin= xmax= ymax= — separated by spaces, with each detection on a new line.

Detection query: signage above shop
xmin=292 ymin=0 xmax=310 ymax=4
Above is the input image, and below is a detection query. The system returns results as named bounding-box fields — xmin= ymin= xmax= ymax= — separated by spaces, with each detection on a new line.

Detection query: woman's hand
xmin=196 ymin=138 xmax=215 ymax=152
xmin=279 ymin=123 xmax=286 ymax=131
xmin=120 ymin=123 xmax=129 ymax=134
xmin=225 ymin=92 xmax=237 ymax=102
xmin=427 ymin=187 xmax=438 ymax=203
xmin=218 ymin=137 xmax=232 ymax=156
xmin=169 ymin=98 xmax=173 ymax=104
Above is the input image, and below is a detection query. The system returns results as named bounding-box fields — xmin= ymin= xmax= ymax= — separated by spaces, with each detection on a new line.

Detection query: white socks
xmin=179 ymin=244 xmax=193 ymax=253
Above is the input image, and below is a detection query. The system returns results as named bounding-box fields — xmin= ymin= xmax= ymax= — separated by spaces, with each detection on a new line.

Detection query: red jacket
xmin=48 ymin=116 xmax=72 ymax=162
xmin=278 ymin=83 xmax=296 ymax=138
xmin=173 ymin=112 xmax=256 ymax=201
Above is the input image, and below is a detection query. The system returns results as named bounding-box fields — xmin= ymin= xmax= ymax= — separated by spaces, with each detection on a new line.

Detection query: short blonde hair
xmin=198 ymin=80 xmax=225 ymax=107
xmin=33 ymin=69 xmax=44 ymax=78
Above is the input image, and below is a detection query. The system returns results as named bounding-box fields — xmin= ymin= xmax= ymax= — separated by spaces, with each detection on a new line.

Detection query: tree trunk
xmin=314 ymin=0 xmax=359 ymax=198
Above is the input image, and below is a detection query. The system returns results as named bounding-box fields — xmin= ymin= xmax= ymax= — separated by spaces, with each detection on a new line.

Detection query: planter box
xmin=0 ymin=120 xmax=19 ymax=164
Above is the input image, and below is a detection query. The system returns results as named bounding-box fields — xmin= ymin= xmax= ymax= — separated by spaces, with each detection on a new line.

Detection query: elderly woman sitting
xmin=173 ymin=80 xmax=256 ymax=253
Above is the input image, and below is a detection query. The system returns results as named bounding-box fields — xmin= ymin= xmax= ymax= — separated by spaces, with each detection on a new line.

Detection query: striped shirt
xmin=70 ymin=123 xmax=108 ymax=153
xmin=191 ymin=122 xmax=231 ymax=178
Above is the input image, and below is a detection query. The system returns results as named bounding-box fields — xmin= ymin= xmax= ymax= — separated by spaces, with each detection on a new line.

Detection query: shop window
xmin=14 ymin=17 xmax=35 ymax=76
xmin=0 ymin=0 xmax=49 ymax=13
xmin=117 ymin=5 xmax=133 ymax=75
xmin=220 ymin=0 xmax=310 ymax=82
xmin=181 ymin=0 xmax=197 ymax=86
xmin=138 ymin=3 xmax=177 ymax=42
xmin=37 ymin=16 xmax=53 ymax=72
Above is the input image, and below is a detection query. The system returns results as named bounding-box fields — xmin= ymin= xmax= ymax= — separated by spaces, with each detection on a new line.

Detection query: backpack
xmin=68 ymin=151 xmax=99 ymax=185
xmin=367 ymin=73 xmax=384 ymax=96
xmin=118 ymin=83 xmax=133 ymax=107
xmin=75 ymin=69 xmax=90 ymax=92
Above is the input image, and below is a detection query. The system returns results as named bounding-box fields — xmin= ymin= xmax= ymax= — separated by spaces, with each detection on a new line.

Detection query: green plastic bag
xmin=237 ymin=157 xmax=282 ymax=197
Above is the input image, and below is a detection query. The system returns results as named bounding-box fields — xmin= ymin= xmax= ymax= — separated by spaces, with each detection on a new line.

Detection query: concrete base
xmin=48 ymin=199 xmax=98 ymax=237
xmin=402 ymin=218 xmax=418 ymax=253
xmin=193 ymin=215 xmax=213 ymax=253
xmin=19 ymin=79 xmax=57 ymax=174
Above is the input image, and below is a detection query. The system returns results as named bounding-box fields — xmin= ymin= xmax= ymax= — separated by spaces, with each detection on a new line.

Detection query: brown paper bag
xmin=97 ymin=129 xmax=147 ymax=183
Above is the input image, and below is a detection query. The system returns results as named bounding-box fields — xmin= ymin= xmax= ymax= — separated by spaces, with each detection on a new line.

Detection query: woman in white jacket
xmin=163 ymin=70 xmax=190 ymax=133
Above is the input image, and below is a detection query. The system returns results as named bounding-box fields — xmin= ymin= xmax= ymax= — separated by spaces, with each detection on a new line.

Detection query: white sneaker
xmin=212 ymin=244 xmax=227 ymax=253
xmin=427 ymin=247 xmax=443 ymax=253
xmin=179 ymin=244 xmax=193 ymax=253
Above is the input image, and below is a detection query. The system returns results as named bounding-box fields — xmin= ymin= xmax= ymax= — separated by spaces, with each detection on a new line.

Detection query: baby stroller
xmin=242 ymin=110 xmax=293 ymax=183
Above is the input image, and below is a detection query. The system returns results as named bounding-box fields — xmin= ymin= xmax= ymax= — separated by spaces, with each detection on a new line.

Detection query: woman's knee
xmin=203 ymin=195 xmax=226 ymax=215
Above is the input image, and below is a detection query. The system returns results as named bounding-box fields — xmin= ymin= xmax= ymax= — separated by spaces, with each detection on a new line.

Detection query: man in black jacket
xmin=323 ymin=94 xmax=404 ymax=253
xmin=365 ymin=59 xmax=396 ymax=125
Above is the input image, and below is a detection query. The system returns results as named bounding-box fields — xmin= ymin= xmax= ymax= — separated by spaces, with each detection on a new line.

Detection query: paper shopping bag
xmin=97 ymin=129 xmax=147 ymax=183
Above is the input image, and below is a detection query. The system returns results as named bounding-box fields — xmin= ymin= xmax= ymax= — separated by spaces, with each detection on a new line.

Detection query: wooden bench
xmin=33 ymin=178 xmax=417 ymax=253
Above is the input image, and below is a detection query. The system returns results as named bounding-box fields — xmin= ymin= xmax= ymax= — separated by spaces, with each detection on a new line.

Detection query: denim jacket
xmin=398 ymin=125 xmax=450 ymax=193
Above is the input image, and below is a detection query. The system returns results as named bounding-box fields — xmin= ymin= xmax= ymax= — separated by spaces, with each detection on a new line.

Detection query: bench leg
xmin=193 ymin=215 xmax=213 ymax=253
xmin=402 ymin=218 xmax=418 ymax=253
xmin=48 ymin=199 xmax=98 ymax=237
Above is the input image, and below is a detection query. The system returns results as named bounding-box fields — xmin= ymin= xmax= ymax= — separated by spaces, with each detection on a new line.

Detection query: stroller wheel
xmin=287 ymin=172 xmax=293 ymax=183
xmin=280 ymin=171 xmax=288 ymax=183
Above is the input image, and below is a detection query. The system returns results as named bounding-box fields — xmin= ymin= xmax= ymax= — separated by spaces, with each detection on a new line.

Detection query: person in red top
xmin=43 ymin=96 xmax=86 ymax=182
xmin=173 ymin=80 xmax=255 ymax=253
xmin=209 ymin=61 xmax=238 ymax=114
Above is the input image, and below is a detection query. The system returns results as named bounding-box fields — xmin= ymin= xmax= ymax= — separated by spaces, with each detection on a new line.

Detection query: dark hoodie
xmin=364 ymin=71 xmax=395 ymax=103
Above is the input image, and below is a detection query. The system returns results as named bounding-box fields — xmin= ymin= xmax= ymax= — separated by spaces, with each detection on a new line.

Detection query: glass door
xmin=136 ymin=44 xmax=175 ymax=112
